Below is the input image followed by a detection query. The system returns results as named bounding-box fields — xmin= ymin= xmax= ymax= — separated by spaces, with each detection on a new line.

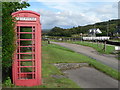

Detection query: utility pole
xmin=107 ymin=20 xmax=110 ymax=36
xmin=94 ymin=24 xmax=96 ymax=29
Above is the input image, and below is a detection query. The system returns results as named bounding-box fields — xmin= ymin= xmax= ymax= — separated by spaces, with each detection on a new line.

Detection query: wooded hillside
xmin=47 ymin=19 xmax=120 ymax=37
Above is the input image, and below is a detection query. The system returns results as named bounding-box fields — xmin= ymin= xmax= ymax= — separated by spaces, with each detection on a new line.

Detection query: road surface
xmin=64 ymin=67 xmax=118 ymax=88
xmin=51 ymin=42 xmax=119 ymax=71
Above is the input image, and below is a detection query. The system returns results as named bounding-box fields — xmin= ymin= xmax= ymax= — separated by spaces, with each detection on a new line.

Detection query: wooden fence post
xmin=103 ymin=41 xmax=106 ymax=52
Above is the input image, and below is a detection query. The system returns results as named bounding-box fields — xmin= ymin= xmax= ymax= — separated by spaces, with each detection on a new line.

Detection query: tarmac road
xmin=64 ymin=67 xmax=118 ymax=88
xmin=51 ymin=41 xmax=119 ymax=88
xmin=51 ymin=41 xmax=119 ymax=71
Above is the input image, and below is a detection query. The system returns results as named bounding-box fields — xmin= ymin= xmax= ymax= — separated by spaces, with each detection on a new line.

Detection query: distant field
xmin=109 ymin=39 xmax=120 ymax=42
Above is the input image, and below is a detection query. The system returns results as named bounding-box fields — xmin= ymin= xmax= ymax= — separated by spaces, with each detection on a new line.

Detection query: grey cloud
xmin=39 ymin=9 xmax=99 ymax=29
xmin=38 ymin=2 xmax=117 ymax=29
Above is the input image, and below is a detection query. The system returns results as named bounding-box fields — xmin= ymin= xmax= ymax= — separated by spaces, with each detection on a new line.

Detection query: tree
xmin=2 ymin=1 xmax=30 ymax=81
xmin=48 ymin=27 xmax=72 ymax=37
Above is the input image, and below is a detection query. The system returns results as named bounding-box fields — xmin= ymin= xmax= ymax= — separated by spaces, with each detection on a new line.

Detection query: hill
xmin=47 ymin=19 xmax=120 ymax=37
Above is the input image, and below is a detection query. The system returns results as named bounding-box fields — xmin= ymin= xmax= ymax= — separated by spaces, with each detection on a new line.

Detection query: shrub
xmin=2 ymin=2 xmax=30 ymax=81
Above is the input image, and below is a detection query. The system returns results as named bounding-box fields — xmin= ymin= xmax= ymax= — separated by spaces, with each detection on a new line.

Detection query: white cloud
xmin=38 ymin=9 xmax=103 ymax=29
xmin=85 ymin=3 xmax=118 ymax=20
xmin=26 ymin=1 xmax=118 ymax=29
xmin=29 ymin=0 xmax=119 ymax=2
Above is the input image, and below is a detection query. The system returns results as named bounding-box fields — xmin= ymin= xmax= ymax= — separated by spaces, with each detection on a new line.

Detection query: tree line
xmin=47 ymin=19 xmax=120 ymax=37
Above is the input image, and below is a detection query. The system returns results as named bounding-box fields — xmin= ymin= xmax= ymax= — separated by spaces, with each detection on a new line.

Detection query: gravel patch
xmin=53 ymin=63 xmax=89 ymax=71
xmin=51 ymin=74 xmax=67 ymax=79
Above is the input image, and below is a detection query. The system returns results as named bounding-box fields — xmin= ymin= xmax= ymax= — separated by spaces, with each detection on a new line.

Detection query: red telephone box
xmin=12 ymin=10 xmax=41 ymax=86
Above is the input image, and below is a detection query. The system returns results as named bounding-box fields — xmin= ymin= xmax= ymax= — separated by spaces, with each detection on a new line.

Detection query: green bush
xmin=2 ymin=3 xmax=15 ymax=80
xmin=3 ymin=77 xmax=13 ymax=87
xmin=2 ymin=2 xmax=30 ymax=82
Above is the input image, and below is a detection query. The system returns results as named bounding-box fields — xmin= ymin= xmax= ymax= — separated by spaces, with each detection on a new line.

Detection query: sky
xmin=23 ymin=0 xmax=119 ymax=29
